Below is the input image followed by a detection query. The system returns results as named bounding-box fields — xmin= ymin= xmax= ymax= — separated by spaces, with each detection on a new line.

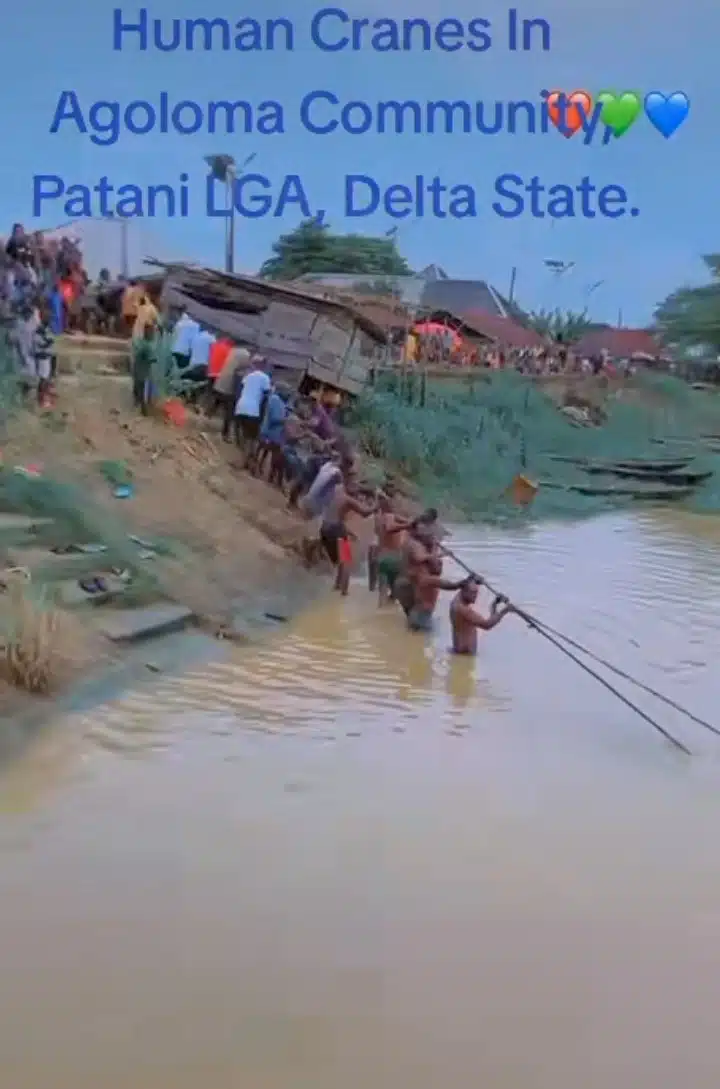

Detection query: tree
xmin=654 ymin=255 xmax=720 ymax=356
xmin=259 ymin=218 xmax=413 ymax=281
xmin=526 ymin=307 xmax=596 ymax=341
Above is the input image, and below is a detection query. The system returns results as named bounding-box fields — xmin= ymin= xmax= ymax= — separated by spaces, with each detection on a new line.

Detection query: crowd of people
xmin=400 ymin=325 xmax=636 ymax=377
xmin=0 ymin=222 xmax=121 ymax=404
xmin=128 ymin=307 xmax=519 ymax=653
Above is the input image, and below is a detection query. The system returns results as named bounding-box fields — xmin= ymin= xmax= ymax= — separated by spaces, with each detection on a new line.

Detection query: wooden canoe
xmin=548 ymin=455 xmax=693 ymax=472
xmin=583 ymin=466 xmax=712 ymax=485
xmin=569 ymin=484 xmax=695 ymax=501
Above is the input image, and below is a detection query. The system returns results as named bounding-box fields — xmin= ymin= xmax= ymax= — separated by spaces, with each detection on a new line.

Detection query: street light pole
xmin=225 ymin=164 xmax=236 ymax=274
xmin=120 ymin=218 xmax=129 ymax=279
xmin=205 ymin=152 xmax=256 ymax=275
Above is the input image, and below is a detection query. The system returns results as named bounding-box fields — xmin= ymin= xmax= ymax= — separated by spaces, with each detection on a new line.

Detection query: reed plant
xmin=347 ymin=369 xmax=720 ymax=521
xmin=0 ymin=580 xmax=67 ymax=694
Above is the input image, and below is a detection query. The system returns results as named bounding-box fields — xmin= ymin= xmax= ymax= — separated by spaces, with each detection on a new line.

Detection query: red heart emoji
xmin=547 ymin=90 xmax=593 ymax=137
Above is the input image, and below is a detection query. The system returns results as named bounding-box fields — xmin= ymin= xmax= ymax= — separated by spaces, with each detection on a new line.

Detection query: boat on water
xmin=583 ymin=466 xmax=713 ymax=486
xmin=548 ymin=455 xmax=693 ymax=473
xmin=569 ymin=484 xmax=695 ymax=502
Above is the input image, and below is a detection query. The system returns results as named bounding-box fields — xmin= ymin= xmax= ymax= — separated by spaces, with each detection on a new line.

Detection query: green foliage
xmin=655 ymin=255 xmax=720 ymax=355
xmin=259 ymin=218 xmax=413 ymax=280
xmin=348 ymin=371 xmax=720 ymax=522
xmin=526 ymin=307 xmax=595 ymax=341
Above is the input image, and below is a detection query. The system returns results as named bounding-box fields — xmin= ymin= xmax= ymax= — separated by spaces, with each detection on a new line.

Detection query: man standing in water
xmin=373 ymin=491 xmax=411 ymax=605
xmin=449 ymin=577 xmax=515 ymax=654
xmin=319 ymin=458 xmax=376 ymax=596
xmin=394 ymin=510 xmax=440 ymax=617
xmin=406 ymin=554 xmax=464 ymax=632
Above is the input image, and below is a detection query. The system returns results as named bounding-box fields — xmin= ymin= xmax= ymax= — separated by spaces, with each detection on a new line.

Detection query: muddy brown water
xmin=1 ymin=512 xmax=719 ymax=1089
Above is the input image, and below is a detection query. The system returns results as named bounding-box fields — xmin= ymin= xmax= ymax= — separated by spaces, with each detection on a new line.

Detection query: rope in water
xmin=439 ymin=545 xmax=693 ymax=756
xmin=529 ymin=618 xmax=720 ymax=739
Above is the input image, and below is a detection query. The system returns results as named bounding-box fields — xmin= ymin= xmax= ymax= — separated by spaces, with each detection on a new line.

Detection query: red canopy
xmin=413 ymin=321 xmax=462 ymax=346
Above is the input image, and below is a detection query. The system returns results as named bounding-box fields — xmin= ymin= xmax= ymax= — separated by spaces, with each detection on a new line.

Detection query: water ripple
xmin=82 ymin=512 xmax=720 ymax=759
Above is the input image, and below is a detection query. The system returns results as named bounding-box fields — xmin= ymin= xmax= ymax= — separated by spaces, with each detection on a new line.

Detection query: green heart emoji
xmin=597 ymin=91 xmax=641 ymax=137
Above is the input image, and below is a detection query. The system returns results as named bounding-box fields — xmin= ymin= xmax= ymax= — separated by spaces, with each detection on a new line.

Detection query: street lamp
xmin=204 ymin=152 xmax=256 ymax=274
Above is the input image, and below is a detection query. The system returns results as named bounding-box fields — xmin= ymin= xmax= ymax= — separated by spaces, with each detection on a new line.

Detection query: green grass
xmin=347 ymin=370 xmax=720 ymax=523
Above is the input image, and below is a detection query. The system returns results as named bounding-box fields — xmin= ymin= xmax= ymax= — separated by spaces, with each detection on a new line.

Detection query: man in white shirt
xmin=177 ymin=324 xmax=215 ymax=404
xmin=234 ymin=355 xmax=271 ymax=469
xmin=171 ymin=311 xmax=199 ymax=368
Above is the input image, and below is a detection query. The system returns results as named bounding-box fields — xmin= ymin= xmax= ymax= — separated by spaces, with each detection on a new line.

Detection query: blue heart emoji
xmin=644 ymin=91 xmax=689 ymax=137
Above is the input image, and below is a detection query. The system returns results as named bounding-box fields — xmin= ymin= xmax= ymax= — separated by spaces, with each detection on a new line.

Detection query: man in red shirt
xmin=208 ymin=337 xmax=233 ymax=379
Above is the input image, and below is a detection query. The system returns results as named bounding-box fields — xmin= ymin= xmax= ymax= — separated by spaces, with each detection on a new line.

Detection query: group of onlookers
xmin=399 ymin=324 xmax=637 ymax=377
xmin=0 ymin=223 xmax=87 ymax=404
xmin=130 ymin=308 xmax=352 ymax=510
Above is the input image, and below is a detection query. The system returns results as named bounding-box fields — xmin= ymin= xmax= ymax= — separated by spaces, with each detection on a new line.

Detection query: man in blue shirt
xmin=258 ymin=384 xmax=289 ymax=485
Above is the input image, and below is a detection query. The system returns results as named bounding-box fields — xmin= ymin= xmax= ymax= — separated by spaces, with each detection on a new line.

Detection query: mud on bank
xmin=0 ymin=371 xmax=332 ymax=725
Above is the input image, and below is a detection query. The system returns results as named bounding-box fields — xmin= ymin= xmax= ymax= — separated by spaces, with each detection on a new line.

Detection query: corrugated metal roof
xmin=453 ymin=310 xmax=547 ymax=348
xmin=573 ymin=328 xmax=664 ymax=358
xmin=419 ymin=279 xmax=509 ymax=318
xmin=153 ymin=262 xmax=390 ymax=343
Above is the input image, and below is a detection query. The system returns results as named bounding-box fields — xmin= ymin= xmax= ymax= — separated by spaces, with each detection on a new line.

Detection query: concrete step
xmin=93 ymin=603 xmax=195 ymax=643
xmin=2 ymin=546 xmax=150 ymax=582
xmin=0 ymin=515 xmax=57 ymax=548
xmin=57 ymin=334 xmax=128 ymax=351
xmin=4 ymin=546 xmax=110 ymax=575
xmin=0 ymin=515 xmax=54 ymax=532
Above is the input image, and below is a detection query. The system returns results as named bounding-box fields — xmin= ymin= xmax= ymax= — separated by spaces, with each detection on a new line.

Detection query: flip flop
xmin=78 ymin=577 xmax=108 ymax=595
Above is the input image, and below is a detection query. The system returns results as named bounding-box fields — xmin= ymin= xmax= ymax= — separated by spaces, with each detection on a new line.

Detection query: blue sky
xmin=2 ymin=0 xmax=716 ymax=324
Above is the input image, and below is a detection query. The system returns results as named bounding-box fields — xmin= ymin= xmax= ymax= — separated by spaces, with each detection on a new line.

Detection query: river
xmin=1 ymin=512 xmax=719 ymax=1089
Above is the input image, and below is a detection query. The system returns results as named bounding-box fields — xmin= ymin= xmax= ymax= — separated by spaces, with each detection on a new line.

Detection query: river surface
xmin=1 ymin=512 xmax=720 ymax=1089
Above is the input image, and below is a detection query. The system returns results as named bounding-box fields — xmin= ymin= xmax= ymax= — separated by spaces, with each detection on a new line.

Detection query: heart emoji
xmin=597 ymin=91 xmax=641 ymax=137
xmin=644 ymin=91 xmax=689 ymax=137
xmin=546 ymin=90 xmax=593 ymax=137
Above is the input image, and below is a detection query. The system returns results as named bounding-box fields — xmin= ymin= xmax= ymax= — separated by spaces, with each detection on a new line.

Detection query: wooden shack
xmin=153 ymin=263 xmax=389 ymax=395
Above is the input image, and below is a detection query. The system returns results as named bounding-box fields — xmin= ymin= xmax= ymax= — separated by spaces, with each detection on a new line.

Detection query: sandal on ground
xmin=78 ymin=576 xmax=108 ymax=595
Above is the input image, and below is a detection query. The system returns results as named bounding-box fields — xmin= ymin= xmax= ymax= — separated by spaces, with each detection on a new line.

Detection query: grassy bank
xmin=347 ymin=370 xmax=720 ymax=522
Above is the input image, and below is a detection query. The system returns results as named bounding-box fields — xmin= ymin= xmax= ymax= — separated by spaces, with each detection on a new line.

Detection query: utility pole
xmin=120 ymin=218 xmax=129 ymax=279
xmin=204 ymin=152 xmax=256 ymax=275
xmin=508 ymin=266 xmax=517 ymax=305
xmin=225 ymin=165 xmax=235 ymax=274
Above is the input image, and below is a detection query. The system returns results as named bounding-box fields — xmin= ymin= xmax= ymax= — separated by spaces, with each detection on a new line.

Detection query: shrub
xmin=0 ymin=581 xmax=73 ymax=694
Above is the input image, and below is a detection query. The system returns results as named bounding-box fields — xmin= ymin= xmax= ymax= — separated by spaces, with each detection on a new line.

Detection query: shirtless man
xmin=394 ymin=511 xmax=440 ymax=617
xmin=407 ymin=555 xmax=464 ymax=632
xmin=373 ymin=492 xmax=411 ymax=605
xmin=449 ymin=577 xmax=515 ymax=654
xmin=320 ymin=460 xmax=376 ymax=595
